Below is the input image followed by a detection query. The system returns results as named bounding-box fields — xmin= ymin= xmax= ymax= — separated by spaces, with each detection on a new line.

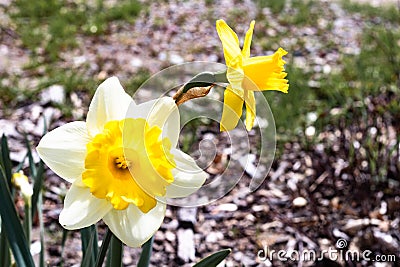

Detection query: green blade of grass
xmin=0 ymin=166 xmax=35 ymax=267
xmin=137 ymin=235 xmax=154 ymax=267
xmin=192 ymin=249 xmax=231 ymax=267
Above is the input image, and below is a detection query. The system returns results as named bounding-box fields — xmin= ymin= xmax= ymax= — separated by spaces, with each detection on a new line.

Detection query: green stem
xmin=182 ymin=69 xmax=228 ymax=93
xmin=214 ymin=70 xmax=229 ymax=83
xmin=23 ymin=199 xmax=31 ymax=245
xmin=109 ymin=233 xmax=123 ymax=267
xmin=182 ymin=72 xmax=216 ymax=94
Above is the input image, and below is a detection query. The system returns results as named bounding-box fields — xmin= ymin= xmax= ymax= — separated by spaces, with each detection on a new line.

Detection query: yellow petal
xmin=220 ymin=86 xmax=244 ymax=131
xmin=242 ymin=20 xmax=255 ymax=59
xmin=244 ymin=90 xmax=256 ymax=131
xmin=216 ymin=19 xmax=241 ymax=65
xmin=226 ymin=64 xmax=244 ymax=91
xmin=82 ymin=118 xmax=174 ymax=212
xmin=243 ymin=48 xmax=289 ymax=92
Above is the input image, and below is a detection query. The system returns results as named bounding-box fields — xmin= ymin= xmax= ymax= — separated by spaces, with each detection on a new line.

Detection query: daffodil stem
xmin=181 ymin=70 xmax=228 ymax=93
xmin=109 ymin=233 xmax=123 ymax=267
xmin=23 ymin=199 xmax=31 ymax=245
xmin=214 ymin=70 xmax=229 ymax=84
xmin=181 ymin=71 xmax=216 ymax=94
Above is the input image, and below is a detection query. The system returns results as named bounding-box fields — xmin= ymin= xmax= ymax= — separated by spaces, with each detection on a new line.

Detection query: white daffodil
xmin=37 ymin=77 xmax=207 ymax=247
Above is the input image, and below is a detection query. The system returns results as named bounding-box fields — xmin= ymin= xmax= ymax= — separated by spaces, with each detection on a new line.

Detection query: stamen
xmin=114 ymin=156 xmax=131 ymax=169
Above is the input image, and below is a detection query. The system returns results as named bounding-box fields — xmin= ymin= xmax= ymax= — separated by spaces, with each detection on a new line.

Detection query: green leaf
xmin=81 ymin=225 xmax=98 ymax=267
xmin=137 ymin=235 xmax=154 ymax=267
xmin=106 ymin=233 xmax=122 ymax=267
xmin=0 ymin=219 xmax=11 ymax=267
xmin=193 ymin=249 xmax=231 ymax=267
xmin=81 ymin=226 xmax=97 ymax=267
xmin=1 ymin=134 xmax=13 ymax=189
xmin=25 ymin=135 xmax=37 ymax=177
xmin=0 ymin=135 xmax=12 ymax=267
xmin=37 ymin=195 xmax=45 ymax=267
xmin=31 ymin=160 xmax=44 ymax=217
xmin=15 ymin=152 xmax=28 ymax=173
xmin=95 ymin=228 xmax=112 ymax=267
xmin=0 ymin=166 xmax=35 ymax=267
xmin=41 ymin=115 xmax=48 ymax=134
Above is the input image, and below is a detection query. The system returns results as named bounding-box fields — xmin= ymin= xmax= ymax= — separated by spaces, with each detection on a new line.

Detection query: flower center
xmin=114 ymin=156 xmax=131 ymax=169
xmin=82 ymin=118 xmax=175 ymax=213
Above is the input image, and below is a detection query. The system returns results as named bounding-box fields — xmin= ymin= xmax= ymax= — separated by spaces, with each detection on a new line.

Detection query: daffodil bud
xmin=12 ymin=171 xmax=33 ymax=204
xmin=173 ymin=85 xmax=213 ymax=106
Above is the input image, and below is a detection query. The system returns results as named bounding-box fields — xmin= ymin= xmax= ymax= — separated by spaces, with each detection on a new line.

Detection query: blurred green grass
xmin=256 ymin=0 xmax=400 ymax=182
xmin=11 ymin=0 xmax=141 ymax=61
xmin=259 ymin=0 xmax=400 ymax=136
xmin=0 ymin=0 xmax=146 ymax=117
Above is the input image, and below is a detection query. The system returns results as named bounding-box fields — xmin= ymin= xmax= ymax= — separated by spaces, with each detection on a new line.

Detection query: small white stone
xmin=216 ymin=203 xmax=238 ymax=212
xmin=306 ymin=112 xmax=318 ymax=123
xmin=323 ymin=64 xmax=332 ymax=74
xmin=40 ymin=85 xmax=65 ymax=104
xmin=305 ymin=126 xmax=316 ymax=137
xmin=169 ymin=53 xmax=184 ymax=65
xmin=292 ymin=197 xmax=307 ymax=207
xmin=130 ymin=58 xmax=143 ymax=68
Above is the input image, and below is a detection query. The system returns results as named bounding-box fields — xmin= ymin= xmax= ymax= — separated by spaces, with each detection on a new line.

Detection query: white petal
xmin=165 ymin=149 xmax=208 ymax=198
xmin=86 ymin=77 xmax=134 ymax=136
xmin=59 ymin=184 xmax=112 ymax=229
xmin=102 ymin=201 xmax=166 ymax=247
xmin=125 ymin=97 xmax=180 ymax=147
xmin=36 ymin=121 xmax=90 ymax=183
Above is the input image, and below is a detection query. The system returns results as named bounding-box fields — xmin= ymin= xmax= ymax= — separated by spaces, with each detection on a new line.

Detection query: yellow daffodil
xmin=37 ymin=77 xmax=207 ymax=247
xmin=216 ymin=19 xmax=289 ymax=131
